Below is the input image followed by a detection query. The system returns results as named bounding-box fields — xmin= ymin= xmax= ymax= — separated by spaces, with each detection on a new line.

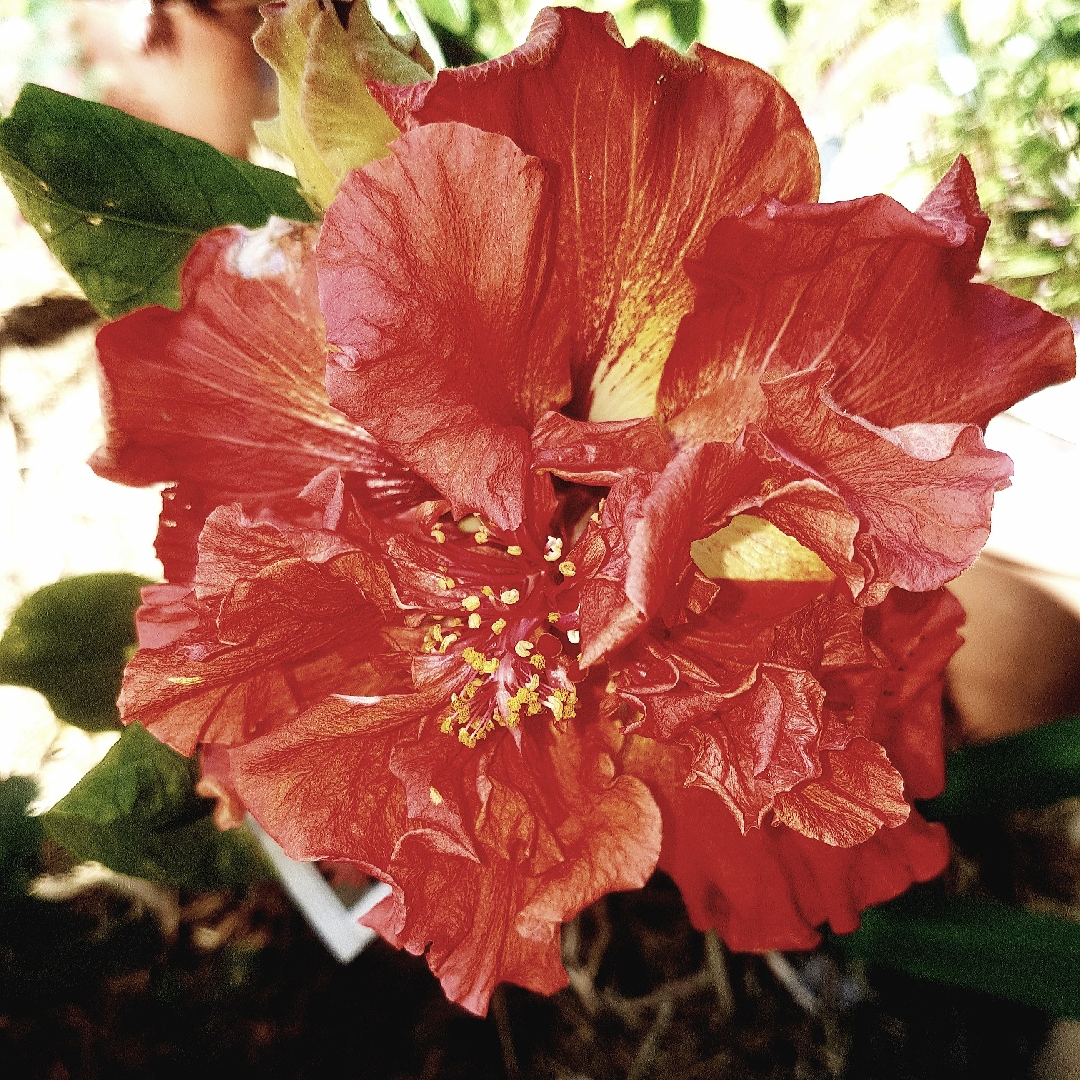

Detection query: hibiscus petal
xmin=120 ymin=505 xmax=399 ymax=755
xmin=662 ymin=782 xmax=949 ymax=949
xmin=231 ymin=693 xmax=420 ymax=870
xmin=94 ymin=222 xmax=424 ymax=577
xmin=319 ymin=122 xmax=561 ymax=530
xmin=367 ymin=716 xmax=660 ymax=1016
xmin=771 ymin=737 xmax=910 ymax=847
xmin=530 ymin=411 xmax=671 ymax=484
xmin=373 ymin=6 xmax=820 ymax=422
xmin=863 ymin=587 xmax=964 ymax=800
xmin=755 ymin=369 xmax=1014 ymax=599
xmin=658 ymin=158 xmax=1074 ymax=431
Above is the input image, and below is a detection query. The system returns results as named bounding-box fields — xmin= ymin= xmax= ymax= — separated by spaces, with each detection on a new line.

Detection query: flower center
xmin=416 ymin=523 xmax=583 ymax=748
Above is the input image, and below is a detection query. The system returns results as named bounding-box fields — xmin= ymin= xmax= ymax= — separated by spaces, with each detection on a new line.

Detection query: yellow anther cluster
xmin=440 ymin=677 xmax=495 ymax=747
xmin=505 ymin=674 xmax=542 ymax=729
xmin=462 ymin=595 xmax=481 ymax=611
xmin=462 ymin=647 xmax=500 ymax=675
xmin=492 ymin=618 xmax=507 ymax=635
xmin=548 ymin=611 xmax=560 ymax=624
xmin=507 ymin=545 xmax=523 ymax=556
xmin=530 ymin=653 xmax=546 ymax=670
xmin=543 ymin=536 xmax=564 ymax=562
xmin=437 ymin=575 xmax=455 ymax=590
xmin=500 ymin=588 xmax=520 ymax=605
xmin=422 ymin=623 xmax=460 ymax=654
xmin=430 ymin=524 xmax=446 ymax=544
xmin=514 ymin=640 xmax=534 ymax=658
xmin=468 ymin=613 xmax=482 ymax=629
xmin=474 ymin=525 xmax=490 ymax=544
xmin=558 ymin=560 xmax=576 ymax=577
xmin=481 ymin=585 xmax=495 ymax=598
xmin=547 ymin=687 xmax=577 ymax=722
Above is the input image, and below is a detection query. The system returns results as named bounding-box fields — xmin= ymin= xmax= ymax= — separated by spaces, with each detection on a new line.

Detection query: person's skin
xmin=75 ymin=0 xmax=275 ymax=158
xmin=948 ymin=555 xmax=1080 ymax=744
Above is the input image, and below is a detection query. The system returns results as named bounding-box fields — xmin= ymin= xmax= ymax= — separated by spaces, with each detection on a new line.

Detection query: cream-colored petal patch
xmin=690 ymin=514 xmax=833 ymax=582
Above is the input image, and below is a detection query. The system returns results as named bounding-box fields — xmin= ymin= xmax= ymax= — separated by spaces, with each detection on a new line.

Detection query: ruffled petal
xmin=373 ymin=6 xmax=819 ymax=422
xmin=93 ymin=221 xmax=431 ymax=577
xmin=319 ymin=122 xmax=561 ymax=529
xmin=658 ymin=159 xmax=1074 ymax=431
xmin=771 ymin=737 xmax=910 ymax=847
xmin=230 ymin=693 xmax=420 ymax=870
xmin=120 ymin=504 xmax=401 ymax=755
xmin=531 ymin=411 xmax=671 ymax=484
xmin=755 ymin=368 xmax=1014 ymax=600
xmin=659 ymin=780 xmax=949 ymax=950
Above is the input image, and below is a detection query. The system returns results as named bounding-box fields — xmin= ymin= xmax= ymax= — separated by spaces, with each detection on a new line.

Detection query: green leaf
xmin=42 ymin=723 xmax=269 ymax=890
xmin=0 ymin=572 xmax=150 ymax=731
xmin=920 ymin=715 xmax=1080 ymax=820
xmin=839 ymin=890 xmax=1080 ymax=1018
xmin=0 ymin=83 xmax=317 ymax=318
xmin=0 ymin=775 xmax=44 ymax=900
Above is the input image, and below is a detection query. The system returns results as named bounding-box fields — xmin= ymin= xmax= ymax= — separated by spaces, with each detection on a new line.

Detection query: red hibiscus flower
xmin=93 ymin=7 xmax=1074 ymax=1015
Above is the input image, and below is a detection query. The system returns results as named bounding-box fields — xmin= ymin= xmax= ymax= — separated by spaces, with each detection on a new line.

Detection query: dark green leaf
xmin=920 ymin=715 xmax=1080 ymax=820
xmin=0 ymin=775 xmax=44 ymax=900
xmin=42 ymin=723 xmax=269 ymax=890
xmin=0 ymin=83 xmax=317 ymax=318
xmin=0 ymin=572 xmax=151 ymax=731
xmin=839 ymin=890 xmax=1080 ymax=1018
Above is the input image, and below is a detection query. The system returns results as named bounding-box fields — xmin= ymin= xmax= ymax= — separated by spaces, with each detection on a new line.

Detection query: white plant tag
xmin=247 ymin=816 xmax=391 ymax=963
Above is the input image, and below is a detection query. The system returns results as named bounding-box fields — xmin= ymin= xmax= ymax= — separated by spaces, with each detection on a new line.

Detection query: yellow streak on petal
xmin=691 ymin=515 xmax=833 ymax=582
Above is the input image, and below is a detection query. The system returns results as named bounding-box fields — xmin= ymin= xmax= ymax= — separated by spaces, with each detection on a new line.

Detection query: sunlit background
xmin=0 ymin=0 xmax=1078 ymax=797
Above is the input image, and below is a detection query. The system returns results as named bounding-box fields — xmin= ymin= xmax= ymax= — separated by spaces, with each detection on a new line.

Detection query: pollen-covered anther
xmin=462 ymin=646 xmax=500 ymax=674
xmin=547 ymin=688 xmax=577 ymax=722
xmin=462 ymin=595 xmax=481 ymax=611
xmin=530 ymin=653 xmax=546 ymax=670
xmin=500 ymin=588 xmax=520 ymax=605
xmin=543 ymin=536 xmax=563 ymax=562
xmin=548 ymin=612 xmax=560 ymax=624
xmin=481 ymin=585 xmax=495 ymax=599
xmin=507 ymin=545 xmax=523 ymax=556
xmin=557 ymin=560 xmax=576 ymax=578
xmin=492 ymin=618 xmax=507 ymax=635
xmin=438 ymin=575 xmax=455 ymax=590
xmin=514 ymin=640 xmax=534 ymax=658
xmin=474 ymin=525 xmax=490 ymax=545
xmin=430 ymin=524 xmax=446 ymax=544
xmin=468 ymin=613 xmax=482 ymax=629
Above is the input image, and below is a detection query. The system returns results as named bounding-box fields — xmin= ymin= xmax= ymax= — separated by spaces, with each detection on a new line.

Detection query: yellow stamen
xmin=491 ymin=618 xmax=507 ymax=635
xmin=438 ymin=575 xmax=455 ymax=590
xmin=558 ymin=560 xmax=576 ymax=577
xmin=507 ymin=545 xmax=523 ymax=556
xmin=481 ymin=585 xmax=496 ymax=599
xmin=514 ymin=640 xmax=534 ymax=658
xmin=430 ymin=524 xmax=446 ymax=544
xmin=530 ymin=653 xmax=546 ymax=670
xmin=474 ymin=525 xmax=490 ymax=544
xmin=500 ymin=588 xmax=520 ymax=605
xmin=548 ymin=611 xmax=560 ymax=624
xmin=544 ymin=536 xmax=563 ymax=562
xmin=468 ymin=613 xmax=482 ymax=629
xmin=462 ymin=595 xmax=481 ymax=611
